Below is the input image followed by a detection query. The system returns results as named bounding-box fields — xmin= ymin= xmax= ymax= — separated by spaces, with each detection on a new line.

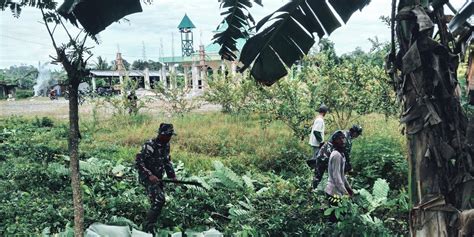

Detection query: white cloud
xmin=0 ymin=0 xmax=467 ymax=68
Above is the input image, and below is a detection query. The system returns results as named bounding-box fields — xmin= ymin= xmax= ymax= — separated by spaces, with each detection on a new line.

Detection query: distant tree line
xmin=0 ymin=57 xmax=166 ymax=91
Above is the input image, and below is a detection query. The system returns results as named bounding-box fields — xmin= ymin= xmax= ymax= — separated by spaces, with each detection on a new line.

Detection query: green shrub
xmin=0 ymin=114 xmax=409 ymax=235
xmin=15 ymin=89 xmax=34 ymax=99
xmin=255 ymin=139 xmax=310 ymax=178
xmin=32 ymin=116 xmax=54 ymax=127
xmin=351 ymin=135 xmax=408 ymax=190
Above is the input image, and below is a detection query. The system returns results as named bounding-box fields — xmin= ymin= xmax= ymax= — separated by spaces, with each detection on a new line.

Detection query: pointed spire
xmin=115 ymin=52 xmax=125 ymax=71
xmin=178 ymin=13 xmax=196 ymax=29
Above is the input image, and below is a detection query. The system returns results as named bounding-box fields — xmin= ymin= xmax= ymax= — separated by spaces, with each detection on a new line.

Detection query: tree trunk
xmin=392 ymin=2 xmax=473 ymax=236
xmin=68 ymin=79 xmax=84 ymax=236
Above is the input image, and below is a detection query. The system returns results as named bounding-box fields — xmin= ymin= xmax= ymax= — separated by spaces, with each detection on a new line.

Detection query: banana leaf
xmin=58 ymin=0 xmax=143 ymax=35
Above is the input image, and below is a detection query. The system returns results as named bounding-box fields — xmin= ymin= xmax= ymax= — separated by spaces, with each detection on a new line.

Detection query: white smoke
xmin=33 ymin=62 xmax=53 ymax=96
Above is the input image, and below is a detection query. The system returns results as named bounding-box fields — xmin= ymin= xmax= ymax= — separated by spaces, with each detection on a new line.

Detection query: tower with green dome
xmin=178 ymin=13 xmax=196 ymax=57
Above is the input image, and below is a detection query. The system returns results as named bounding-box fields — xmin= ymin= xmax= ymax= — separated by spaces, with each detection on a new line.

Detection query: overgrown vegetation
xmin=204 ymin=39 xmax=399 ymax=139
xmin=0 ymin=113 xmax=408 ymax=235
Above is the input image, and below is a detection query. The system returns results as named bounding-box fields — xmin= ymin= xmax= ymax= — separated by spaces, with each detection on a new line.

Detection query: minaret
xmin=115 ymin=51 xmax=126 ymax=94
xmin=178 ymin=13 xmax=196 ymax=57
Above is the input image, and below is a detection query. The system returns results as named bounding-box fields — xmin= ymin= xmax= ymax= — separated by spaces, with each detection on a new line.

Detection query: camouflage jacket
xmin=136 ymin=139 xmax=176 ymax=184
xmin=318 ymin=141 xmax=334 ymax=164
xmin=343 ymin=130 xmax=353 ymax=160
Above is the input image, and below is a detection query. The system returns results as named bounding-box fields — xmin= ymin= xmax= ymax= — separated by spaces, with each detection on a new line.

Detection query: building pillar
xmin=184 ymin=65 xmax=189 ymax=89
xmin=192 ymin=63 xmax=199 ymax=90
xmin=221 ymin=62 xmax=226 ymax=78
xmin=144 ymin=68 xmax=151 ymax=90
xmin=91 ymin=76 xmax=97 ymax=91
xmin=200 ymin=67 xmax=207 ymax=90
xmin=170 ymin=65 xmax=176 ymax=89
xmin=161 ymin=64 xmax=167 ymax=88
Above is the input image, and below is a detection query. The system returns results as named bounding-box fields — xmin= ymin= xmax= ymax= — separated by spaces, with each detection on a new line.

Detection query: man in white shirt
xmin=309 ymin=105 xmax=328 ymax=160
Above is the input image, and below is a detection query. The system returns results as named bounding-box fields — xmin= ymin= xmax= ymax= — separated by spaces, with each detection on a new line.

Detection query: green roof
xmin=205 ymin=38 xmax=246 ymax=53
xmin=160 ymin=38 xmax=247 ymax=64
xmin=178 ymin=14 xmax=196 ymax=29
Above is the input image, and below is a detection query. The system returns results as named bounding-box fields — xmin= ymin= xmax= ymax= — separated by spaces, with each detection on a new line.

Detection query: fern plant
xmin=210 ymin=161 xmax=243 ymax=189
xmin=359 ymin=178 xmax=390 ymax=214
xmin=228 ymin=197 xmax=256 ymax=224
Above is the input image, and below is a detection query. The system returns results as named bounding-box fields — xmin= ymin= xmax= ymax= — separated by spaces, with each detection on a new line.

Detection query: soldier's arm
xmin=135 ymin=145 xmax=153 ymax=178
xmin=163 ymin=155 xmax=176 ymax=179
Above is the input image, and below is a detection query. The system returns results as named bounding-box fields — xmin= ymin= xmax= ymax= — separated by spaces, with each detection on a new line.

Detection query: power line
xmin=0 ymin=34 xmax=51 ymax=47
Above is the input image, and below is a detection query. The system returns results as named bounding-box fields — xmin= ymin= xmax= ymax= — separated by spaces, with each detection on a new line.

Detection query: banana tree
xmin=386 ymin=1 xmax=473 ymax=236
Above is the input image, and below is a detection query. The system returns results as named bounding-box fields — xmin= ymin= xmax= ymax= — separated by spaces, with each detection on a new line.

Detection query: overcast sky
xmin=0 ymin=0 xmax=467 ymax=69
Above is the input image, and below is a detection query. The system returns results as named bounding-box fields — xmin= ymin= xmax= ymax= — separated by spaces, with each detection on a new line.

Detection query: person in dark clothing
xmin=127 ymin=91 xmax=138 ymax=115
xmin=312 ymin=139 xmax=334 ymax=189
xmin=136 ymin=123 xmax=177 ymax=234
xmin=341 ymin=125 xmax=363 ymax=173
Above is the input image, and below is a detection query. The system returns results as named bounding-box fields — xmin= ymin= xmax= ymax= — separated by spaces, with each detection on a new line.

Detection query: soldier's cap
xmin=350 ymin=124 xmax=363 ymax=135
xmin=157 ymin=123 xmax=177 ymax=136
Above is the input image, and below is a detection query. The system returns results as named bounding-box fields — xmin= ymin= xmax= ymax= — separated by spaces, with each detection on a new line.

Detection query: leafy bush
xmin=351 ymin=135 xmax=408 ymax=190
xmin=15 ymin=89 xmax=34 ymax=99
xmin=204 ymin=73 xmax=257 ymax=114
xmin=255 ymin=139 xmax=310 ymax=178
xmin=152 ymin=82 xmax=202 ymax=116
xmin=32 ymin=116 xmax=54 ymax=127
xmin=0 ymin=114 xmax=408 ymax=235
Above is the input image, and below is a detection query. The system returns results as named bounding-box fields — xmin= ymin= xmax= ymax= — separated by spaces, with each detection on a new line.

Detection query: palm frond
xmin=213 ymin=0 xmax=262 ymax=61
xmin=229 ymin=197 xmax=255 ymax=221
xmin=239 ymin=0 xmax=371 ymax=85
xmin=188 ymin=175 xmax=212 ymax=190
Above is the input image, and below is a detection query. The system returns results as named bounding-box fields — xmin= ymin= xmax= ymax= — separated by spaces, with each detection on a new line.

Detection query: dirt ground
xmin=0 ymin=96 xmax=220 ymax=119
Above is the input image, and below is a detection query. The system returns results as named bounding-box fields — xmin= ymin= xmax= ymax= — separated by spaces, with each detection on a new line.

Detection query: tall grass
xmin=77 ymin=112 xmax=406 ymax=177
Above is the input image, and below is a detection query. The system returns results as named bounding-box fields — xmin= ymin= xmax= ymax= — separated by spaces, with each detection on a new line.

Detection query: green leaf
xmin=372 ymin=178 xmax=389 ymax=203
xmin=58 ymin=0 xmax=143 ymax=35
xmin=213 ymin=0 xmax=256 ymax=60
xmin=324 ymin=207 xmax=334 ymax=216
xmin=240 ymin=0 xmax=370 ymax=85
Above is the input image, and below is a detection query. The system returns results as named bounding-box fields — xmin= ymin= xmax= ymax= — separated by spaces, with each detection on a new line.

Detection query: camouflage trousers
xmin=143 ymin=182 xmax=165 ymax=233
xmin=312 ymin=158 xmax=328 ymax=189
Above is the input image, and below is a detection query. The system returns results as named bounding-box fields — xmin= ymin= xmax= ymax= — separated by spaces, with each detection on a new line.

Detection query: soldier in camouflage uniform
xmin=312 ymin=135 xmax=335 ymax=189
xmin=341 ymin=125 xmax=363 ymax=173
xmin=136 ymin=123 xmax=177 ymax=234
